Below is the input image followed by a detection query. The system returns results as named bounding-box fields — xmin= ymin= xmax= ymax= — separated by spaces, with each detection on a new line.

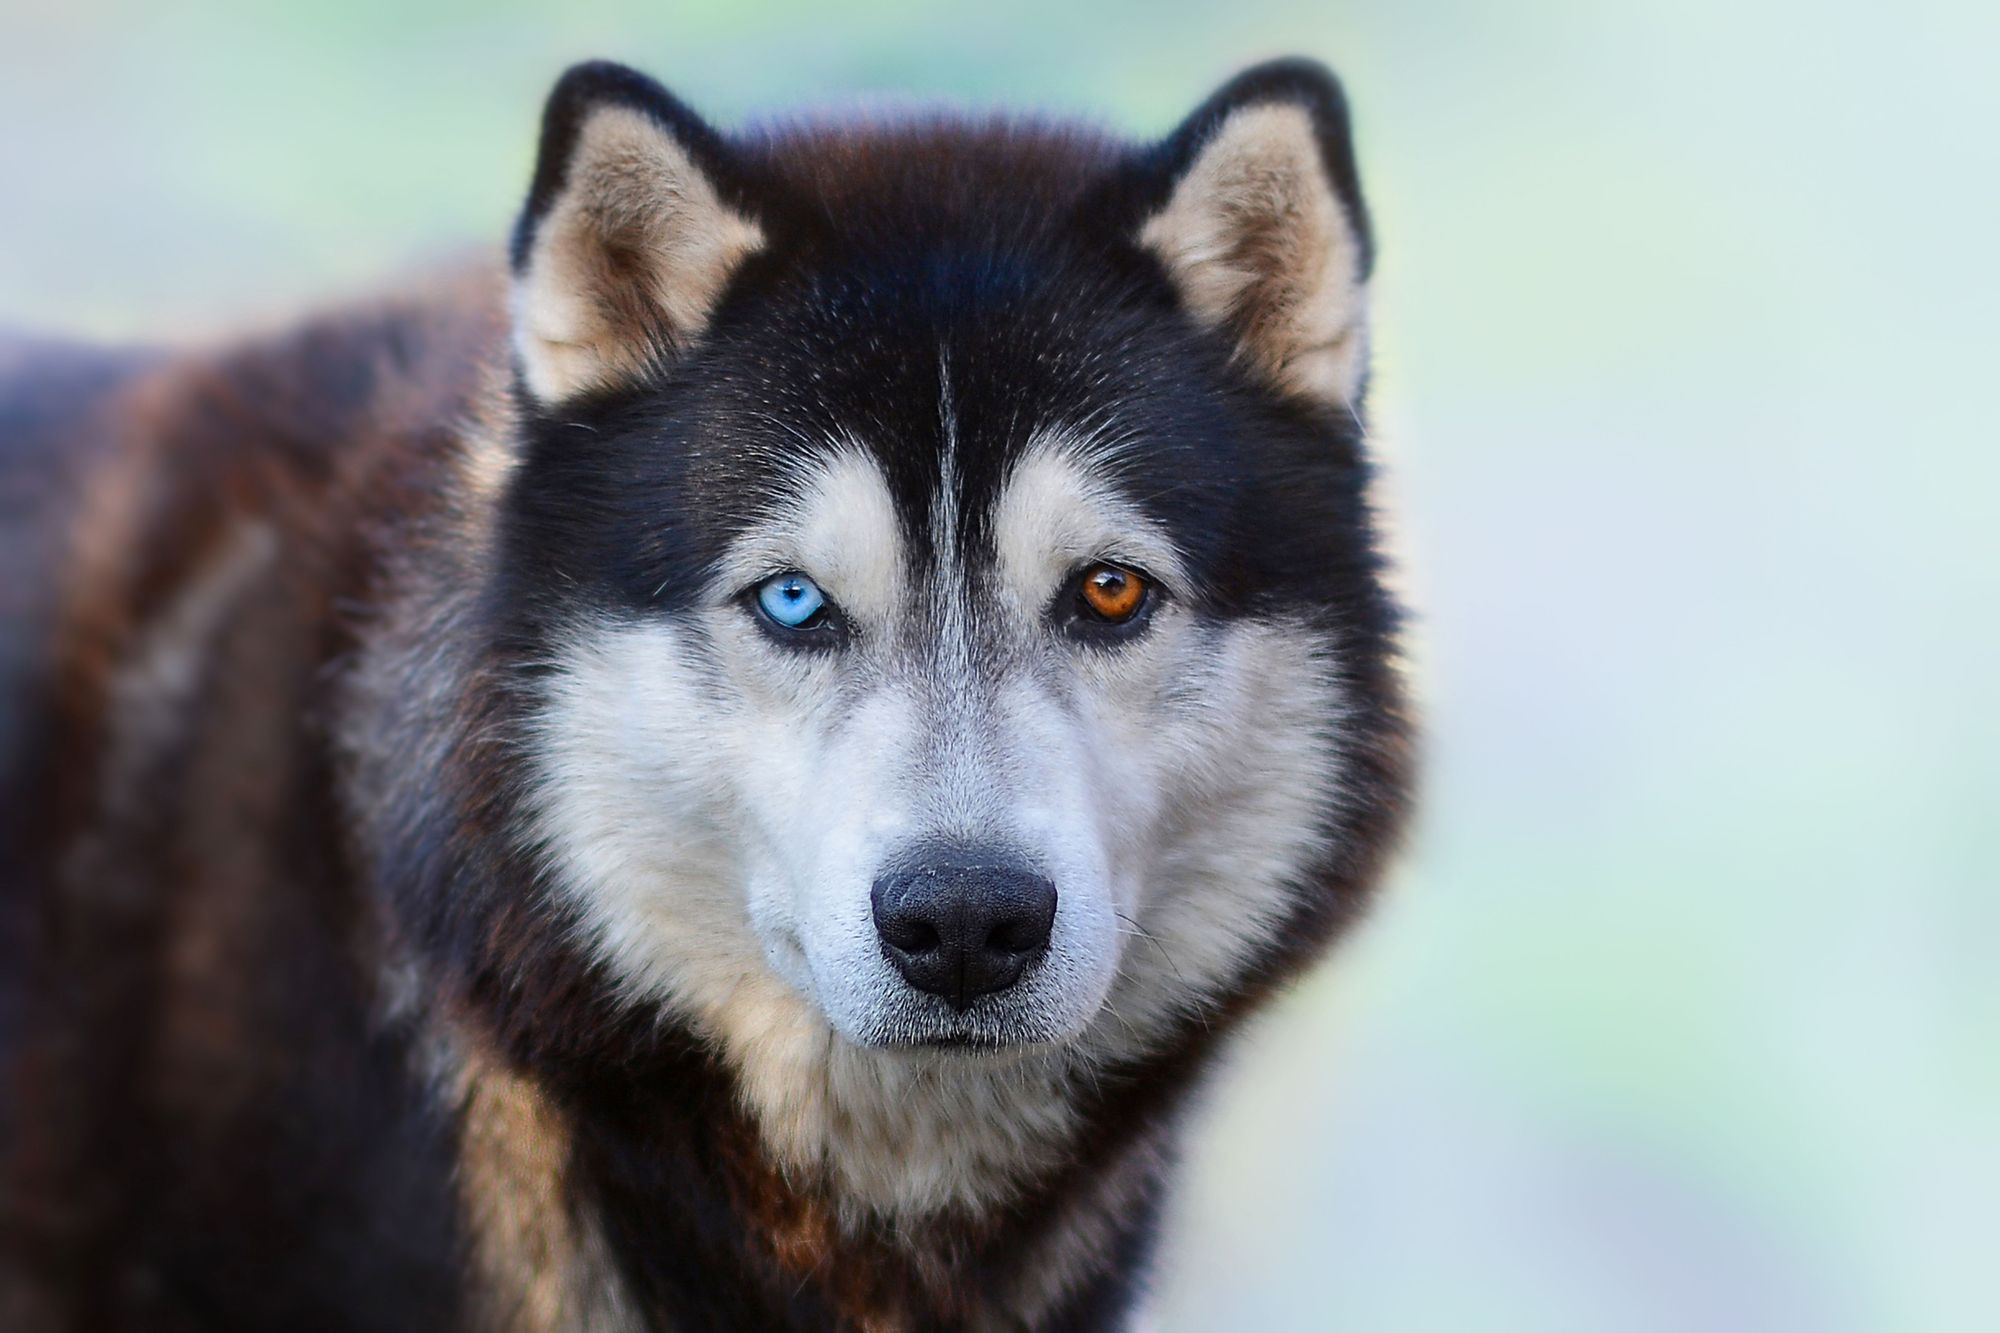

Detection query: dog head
xmin=495 ymin=60 xmax=1398 ymax=1059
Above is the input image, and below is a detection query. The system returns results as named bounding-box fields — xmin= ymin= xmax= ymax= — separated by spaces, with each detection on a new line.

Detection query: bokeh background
xmin=3 ymin=2 xmax=1993 ymax=1328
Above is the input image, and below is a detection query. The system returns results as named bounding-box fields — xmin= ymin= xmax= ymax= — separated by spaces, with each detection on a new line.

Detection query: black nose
xmin=871 ymin=851 xmax=1057 ymax=1011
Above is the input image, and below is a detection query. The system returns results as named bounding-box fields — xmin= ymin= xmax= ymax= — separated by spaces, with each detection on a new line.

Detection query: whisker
xmin=1115 ymin=910 xmax=1190 ymax=991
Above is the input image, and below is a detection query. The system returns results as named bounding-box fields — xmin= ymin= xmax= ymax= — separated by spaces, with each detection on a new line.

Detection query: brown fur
xmin=1 ymin=270 xmax=507 ymax=1329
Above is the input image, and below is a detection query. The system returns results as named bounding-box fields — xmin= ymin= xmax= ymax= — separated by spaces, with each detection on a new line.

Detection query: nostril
xmin=879 ymin=915 xmax=940 ymax=954
xmin=985 ymin=911 xmax=1050 ymax=955
xmin=872 ymin=867 xmax=947 ymax=955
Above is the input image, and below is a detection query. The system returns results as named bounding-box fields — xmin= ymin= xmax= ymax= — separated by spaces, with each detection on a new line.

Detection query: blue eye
xmin=754 ymin=572 xmax=829 ymax=631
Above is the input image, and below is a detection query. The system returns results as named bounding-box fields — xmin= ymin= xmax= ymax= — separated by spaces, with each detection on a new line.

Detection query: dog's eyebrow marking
xmin=990 ymin=431 xmax=1193 ymax=619
xmin=717 ymin=446 xmax=903 ymax=624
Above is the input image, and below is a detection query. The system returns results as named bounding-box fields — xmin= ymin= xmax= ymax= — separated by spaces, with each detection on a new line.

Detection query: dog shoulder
xmin=0 ymin=275 xmax=513 ymax=1324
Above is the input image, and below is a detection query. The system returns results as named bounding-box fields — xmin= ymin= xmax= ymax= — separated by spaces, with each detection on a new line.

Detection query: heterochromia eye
xmin=754 ymin=572 xmax=830 ymax=631
xmin=1075 ymin=562 xmax=1152 ymax=625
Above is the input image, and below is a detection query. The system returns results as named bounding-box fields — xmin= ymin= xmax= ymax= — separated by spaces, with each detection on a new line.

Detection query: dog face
xmin=497 ymin=61 xmax=1391 ymax=1058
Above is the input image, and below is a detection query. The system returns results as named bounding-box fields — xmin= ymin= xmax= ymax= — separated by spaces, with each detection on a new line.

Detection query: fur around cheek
xmin=1049 ymin=612 xmax=1213 ymax=857
xmin=1098 ymin=618 xmax=1350 ymax=1039
xmin=522 ymin=621 xmax=767 ymax=1011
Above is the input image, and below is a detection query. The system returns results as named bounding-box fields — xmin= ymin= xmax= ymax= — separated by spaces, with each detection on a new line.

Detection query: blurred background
xmin=3 ymin=1 xmax=1992 ymax=1328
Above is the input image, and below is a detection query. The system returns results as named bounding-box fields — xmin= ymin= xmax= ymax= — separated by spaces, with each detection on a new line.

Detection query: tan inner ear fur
xmin=513 ymin=105 xmax=765 ymax=404
xmin=1139 ymin=103 xmax=1369 ymax=407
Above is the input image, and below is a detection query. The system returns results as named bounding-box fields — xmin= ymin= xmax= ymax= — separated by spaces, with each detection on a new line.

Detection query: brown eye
xmin=1078 ymin=563 xmax=1148 ymax=622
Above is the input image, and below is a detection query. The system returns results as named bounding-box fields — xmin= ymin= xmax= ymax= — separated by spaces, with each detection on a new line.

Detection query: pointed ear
xmin=1135 ymin=59 xmax=1374 ymax=408
xmin=508 ymin=62 xmax=766 ymax=406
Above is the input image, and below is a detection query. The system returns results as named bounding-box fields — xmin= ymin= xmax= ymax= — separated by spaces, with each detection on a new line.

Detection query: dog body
xmin=0 ymin=60 xmax=1411 ymax=1330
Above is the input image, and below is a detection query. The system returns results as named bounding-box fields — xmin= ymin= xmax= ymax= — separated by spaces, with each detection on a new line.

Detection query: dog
xmin=0 ymin=56 xmax=1413 ymax=1330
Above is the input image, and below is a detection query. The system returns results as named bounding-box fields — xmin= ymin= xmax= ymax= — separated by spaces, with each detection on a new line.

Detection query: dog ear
xmin=509 ymin=62 xmax=766 ymax=406
xmin=1135 ymin=59 xmax=1374 ymax=409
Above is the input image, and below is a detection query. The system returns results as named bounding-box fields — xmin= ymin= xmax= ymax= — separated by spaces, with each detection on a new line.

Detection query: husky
xmin=0 ymin=56 xmax=1412 ymax=1330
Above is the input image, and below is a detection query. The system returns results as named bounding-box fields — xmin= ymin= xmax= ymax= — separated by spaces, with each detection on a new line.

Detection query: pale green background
xmin=3 ymin=2 xmax=1993 ymax=1329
